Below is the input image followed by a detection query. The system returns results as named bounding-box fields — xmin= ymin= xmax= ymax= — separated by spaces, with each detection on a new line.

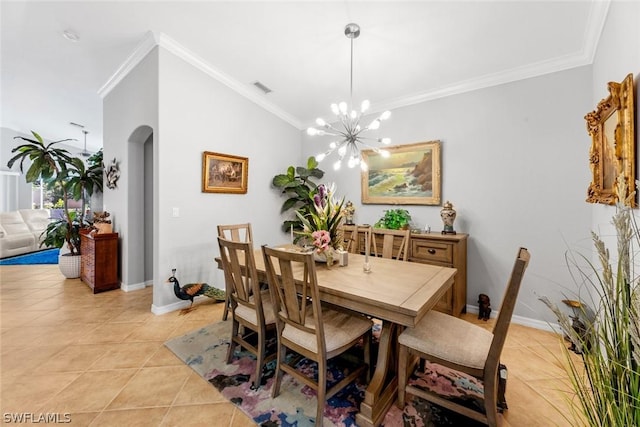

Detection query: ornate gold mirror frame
xmin=585 ymin=73 xmax=636 ymax=207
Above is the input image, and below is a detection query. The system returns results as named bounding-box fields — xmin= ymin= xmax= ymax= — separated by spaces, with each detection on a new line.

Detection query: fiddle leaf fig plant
xmin=272 ymin=156 xmax=324 ymax=232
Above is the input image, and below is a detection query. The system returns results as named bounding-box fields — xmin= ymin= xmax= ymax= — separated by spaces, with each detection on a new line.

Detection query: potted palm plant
xmin=7 ymin=131 xmax=103 ymax=278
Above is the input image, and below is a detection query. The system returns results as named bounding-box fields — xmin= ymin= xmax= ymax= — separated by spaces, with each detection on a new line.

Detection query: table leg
xmin=356 ymin=320 xmax=399 ymax=427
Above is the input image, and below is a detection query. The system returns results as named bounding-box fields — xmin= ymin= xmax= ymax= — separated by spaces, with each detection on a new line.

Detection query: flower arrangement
xmin=295 ymin=183 xmax=345 ymax=262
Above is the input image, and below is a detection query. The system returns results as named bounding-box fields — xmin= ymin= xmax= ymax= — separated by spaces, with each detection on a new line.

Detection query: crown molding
xmin=98 ymin=31 xmax=159 ymax=98
xmin=98 ymin=31 xmax=302 ymax=129
xmin=363 ymin=0 xmax=612 ymax=122
xmin=100 ymin=1 xmax=610 ymax=131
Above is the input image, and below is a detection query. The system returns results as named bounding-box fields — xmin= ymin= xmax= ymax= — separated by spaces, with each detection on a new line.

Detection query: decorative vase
xmin=440 ymin=201 xmax=457 ymax=235
xmin=313 ymin=251 xmax=334 ymax=267
xmin=58 ymin=252 xmax=81 ymax=278
xmin=314 ymin=252 xmax=327 ymax=263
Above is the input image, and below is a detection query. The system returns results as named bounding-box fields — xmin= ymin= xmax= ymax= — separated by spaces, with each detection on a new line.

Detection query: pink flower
xmin=311 ymin=230 xmax=331 ymax=252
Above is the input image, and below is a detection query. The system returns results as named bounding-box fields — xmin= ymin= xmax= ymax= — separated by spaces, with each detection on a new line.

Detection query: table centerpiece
xmin=295 ymin=183 xmax=345 ymax=266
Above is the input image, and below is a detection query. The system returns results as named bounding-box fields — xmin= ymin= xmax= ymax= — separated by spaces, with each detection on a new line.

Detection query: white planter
xmin=58 ymin=252 xmax=81 ymax=278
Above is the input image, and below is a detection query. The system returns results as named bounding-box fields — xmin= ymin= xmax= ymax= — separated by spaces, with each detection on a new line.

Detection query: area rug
xmin=165 ymin=320 xmax=488 ymax=426
xmin=0 ymin=248 xmax=59 ymax=265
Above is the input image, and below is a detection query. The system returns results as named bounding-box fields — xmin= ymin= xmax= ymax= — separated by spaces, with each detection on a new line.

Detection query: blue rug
xmin=0 ymin=248 xmax=59 ymax=265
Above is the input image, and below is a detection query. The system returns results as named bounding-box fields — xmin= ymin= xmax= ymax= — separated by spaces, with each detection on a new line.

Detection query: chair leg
xmin=484 ymin=371 xmax=499 ymax=427
xmin=316 ymin=359 xmax=327 ymax=427
xmin=271 ymin=343 xmax=285 ymax=398
xmin=252 ymin=327 xmax=265 ymax=389
xmin=397 ymin=343 xmax=408 ymax=408
xmin=222 ymin=292 xmax=230 ymax=321
xmin=364 ymin=329 xmax=372 ymax=382
xmin=226 ymin=319 xmax=239 ymax=363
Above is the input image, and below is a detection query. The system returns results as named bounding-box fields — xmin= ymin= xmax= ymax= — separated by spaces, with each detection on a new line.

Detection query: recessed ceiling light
xmin=62 ymin=29 xmax=80 ymax=42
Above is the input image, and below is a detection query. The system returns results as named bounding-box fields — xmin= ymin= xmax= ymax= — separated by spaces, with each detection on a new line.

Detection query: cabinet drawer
xmin=411 ymin=240 xmax=453 ymax=264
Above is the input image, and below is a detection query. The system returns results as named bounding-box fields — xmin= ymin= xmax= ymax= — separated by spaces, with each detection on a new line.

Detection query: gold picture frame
xmin=202 ymin=151 xmax=248 ymax=194
xmin=361 ymin=141 xmax=441 ymax=205
xmin=585 ymin=73 xmax=635 ymax=207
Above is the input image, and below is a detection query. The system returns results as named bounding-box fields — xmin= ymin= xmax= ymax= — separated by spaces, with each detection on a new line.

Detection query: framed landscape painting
xmin=202 ymin=151 xmax=248 ymax=194
xmin=361 ymin=141 xmax=441 ymax=205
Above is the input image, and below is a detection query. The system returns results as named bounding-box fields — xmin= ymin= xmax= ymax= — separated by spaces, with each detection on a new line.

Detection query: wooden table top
xmin=216 ymin=246 xmax=457 ymax=327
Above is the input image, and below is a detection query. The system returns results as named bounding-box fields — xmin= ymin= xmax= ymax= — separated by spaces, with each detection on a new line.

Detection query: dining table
xmin=215 ymin=246 xmax=457 ymax=427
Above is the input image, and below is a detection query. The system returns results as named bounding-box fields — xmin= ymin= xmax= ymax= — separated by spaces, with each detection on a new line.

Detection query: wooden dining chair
xmin=370 ymin=228 xmax=411 ymax=261
xmin=217 ymin=223 xmax=253 ymax=321
xmin=339 ymin=224 xmax=371 ymax=254
xmin=397 ymin=247 xmax=531 ymax=427
xmin=261 ymin=245 xmax=373 ymax=426
xmin=217 ymin=236 xmax=276 ymax=389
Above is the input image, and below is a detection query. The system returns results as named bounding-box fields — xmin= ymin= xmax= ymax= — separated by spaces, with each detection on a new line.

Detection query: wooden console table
xmin=342 ymin=225 xmax=468 ymax=316
xmin=80 ymin=231 xmax=119 ymax=293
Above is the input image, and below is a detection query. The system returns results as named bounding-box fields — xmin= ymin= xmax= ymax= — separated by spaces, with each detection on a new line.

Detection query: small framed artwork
xmin=585 ymin=73 xmax=635 ymax=207
xmin=202 ymin=151 xmax=248 ymax=194
xmin=361 ymin=140 xmax=441 ymax=205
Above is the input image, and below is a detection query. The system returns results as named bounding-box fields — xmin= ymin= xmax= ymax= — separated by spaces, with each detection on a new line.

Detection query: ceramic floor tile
xmin=144 ymin=345 xmax=186 ymax=367
xmin=123 ymin=321 xmax=179 ymax=342
xmin=87 ymin=341 xmax=162 ymax=370
xmin=0 ymin=264 xmax=580 ymax=427
xmin=231 ymin=407 xmax=258 ymax=427
xmin=1 ymin=345 xmax=67 ymax=377
xmin=39 ymin=369 xmax=138 ymax=413
xmin=34 ymin=343 xmax=111 ymax=373
xmin=90 ymin=407 xmax=169 ymax=426
xmin=0 ymin=372 xmax=81 ymax=413
xmin=75 ymin=322 xmax=144 ymax=344
xmin=501 ymin=346 xmax=568 ymax=381
xmin=173 ymin=371 xmax=228 ymax=405
xmin=161 ymin=402 xmax=236 ymax=427
xmin=64 ymin=412 xmax=100 ymax=426
xmin=106 ymin=365 xmax=193 ymax=409
xmin=501 ymin=376 xmax=575 ymax=427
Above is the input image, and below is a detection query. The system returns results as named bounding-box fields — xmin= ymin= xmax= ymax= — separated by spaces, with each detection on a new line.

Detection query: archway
xmin=126 ymin=125 xmax=154 ymax=296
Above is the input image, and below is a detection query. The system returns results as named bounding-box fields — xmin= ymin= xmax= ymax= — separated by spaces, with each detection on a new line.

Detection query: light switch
xmin=172 ymin=207 xmax=179 ymax=217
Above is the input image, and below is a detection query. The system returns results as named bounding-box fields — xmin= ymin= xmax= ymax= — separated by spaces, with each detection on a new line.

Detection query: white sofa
xmin=0 ymin=209 xmax=52 ymax=258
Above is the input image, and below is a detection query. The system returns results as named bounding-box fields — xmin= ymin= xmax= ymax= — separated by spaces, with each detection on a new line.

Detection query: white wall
xmin=103 ymin=47 xmax=159 ymax=291
xmin=153 ymin=47 xmax=301 ymax=309
xmin=590 ymin=1 xmax=640 ymax=234
xmin=102 ymin=45 xmax=301 ymax=311
xmin=303 ymin=66 xmax=593 ymax=325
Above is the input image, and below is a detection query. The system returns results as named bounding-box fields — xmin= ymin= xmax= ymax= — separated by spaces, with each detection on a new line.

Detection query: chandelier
xmin=306 ymin=23 xmax=391 ymax=171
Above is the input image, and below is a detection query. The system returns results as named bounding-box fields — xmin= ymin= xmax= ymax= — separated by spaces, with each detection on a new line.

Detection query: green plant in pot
xmin=7 ymin=131 xmax=103 ymax=277
xmin=272 ymin=156 xmax=324 ymax=233
xmin=374 ymin=208 xmax=412 ymax=230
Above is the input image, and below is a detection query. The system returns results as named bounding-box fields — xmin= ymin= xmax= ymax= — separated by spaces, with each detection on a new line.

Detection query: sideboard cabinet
xmin=409 ymin=232 xmax=468 ymax=316
xmin=80 ymin=231 xmax=119 ymax=294
xmin=341 ymin=225 xmax=468 ymax=316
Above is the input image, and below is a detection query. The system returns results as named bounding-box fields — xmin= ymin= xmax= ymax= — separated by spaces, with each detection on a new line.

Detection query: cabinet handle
xmin=428 ymin=249 xmax=436 ymax=255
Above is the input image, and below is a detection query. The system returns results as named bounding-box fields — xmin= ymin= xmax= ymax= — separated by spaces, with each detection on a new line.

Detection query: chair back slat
xmin=485 ymin=247 xmax=530 ymax=372
xmin=217 ymin=237 xmax=264 ymax=318
xmin=262 ymin=246 xmax=324 ymax=349
xmin=371 ymin=228 xmax=410 ymax=261
xmin=217 ymin=223 xmax=253 ymax=243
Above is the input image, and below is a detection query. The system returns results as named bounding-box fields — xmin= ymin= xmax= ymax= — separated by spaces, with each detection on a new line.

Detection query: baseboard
xmin=121 ymin=281 xmax=146 ymax=292
xmin=152 ymin=300 xmax=191 ymax=315
xmin=466 ymin=304 xmax=560 ymax=333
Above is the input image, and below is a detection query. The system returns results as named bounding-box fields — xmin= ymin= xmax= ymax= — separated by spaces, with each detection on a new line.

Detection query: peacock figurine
xmin=167 ymin=268 xmax=226 ymax=314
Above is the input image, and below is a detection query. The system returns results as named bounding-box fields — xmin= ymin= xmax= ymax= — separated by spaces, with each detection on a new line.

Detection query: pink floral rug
xmin=165 ymin=320 xmax=487 ymax=426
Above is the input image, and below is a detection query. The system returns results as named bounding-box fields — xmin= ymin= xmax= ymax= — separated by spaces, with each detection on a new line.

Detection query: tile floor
xmin=1 ymin=264 xmax=579 ymax=426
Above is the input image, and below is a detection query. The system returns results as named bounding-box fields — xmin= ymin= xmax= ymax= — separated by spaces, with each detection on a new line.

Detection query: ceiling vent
xmin=252 ymin=81 xmax=272 ymax=94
